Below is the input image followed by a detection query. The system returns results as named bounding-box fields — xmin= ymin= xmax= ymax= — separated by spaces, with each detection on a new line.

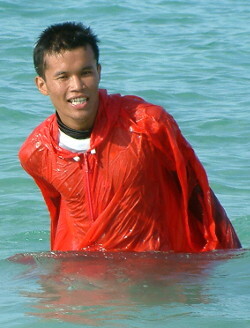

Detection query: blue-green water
xmin=0 ymin=0 xmax=249 ymax=327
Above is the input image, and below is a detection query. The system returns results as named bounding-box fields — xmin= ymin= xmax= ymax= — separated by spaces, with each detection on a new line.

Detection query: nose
xmin=70 ymin=75 xmax=84 ymax=91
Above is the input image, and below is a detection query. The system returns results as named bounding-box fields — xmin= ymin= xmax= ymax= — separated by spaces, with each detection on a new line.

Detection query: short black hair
xmin=33 ymin=22 xmax=100 ymax=78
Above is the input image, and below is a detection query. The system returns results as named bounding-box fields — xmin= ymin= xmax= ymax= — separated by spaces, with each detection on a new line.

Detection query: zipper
xmin=83 ymin=153 xmax=94 ymax=222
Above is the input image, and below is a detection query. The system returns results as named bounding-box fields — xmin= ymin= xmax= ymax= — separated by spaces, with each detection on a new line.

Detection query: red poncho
xmin=19 ymin=89 xmax=241 ymax=252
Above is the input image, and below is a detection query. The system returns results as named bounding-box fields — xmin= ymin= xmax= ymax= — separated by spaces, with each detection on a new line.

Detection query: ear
xmin=35 ymin=76 xmax=49 ymax=96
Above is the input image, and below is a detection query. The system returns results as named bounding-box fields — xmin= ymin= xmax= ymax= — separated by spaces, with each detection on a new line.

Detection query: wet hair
xmin=33 ymin=22 xmax=100 ymax=78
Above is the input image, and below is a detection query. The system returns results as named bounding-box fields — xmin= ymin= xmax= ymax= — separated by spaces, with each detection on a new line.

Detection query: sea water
xmin=0 ymin=0 xmax=249 ymax=327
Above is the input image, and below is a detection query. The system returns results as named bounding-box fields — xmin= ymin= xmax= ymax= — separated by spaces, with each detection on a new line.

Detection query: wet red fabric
xmin=19 ymin=89 xmax=241 ymax=252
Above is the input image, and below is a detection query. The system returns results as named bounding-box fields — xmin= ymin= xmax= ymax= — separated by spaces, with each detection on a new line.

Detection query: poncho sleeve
xmin=138 ymin=103 xmax=241 ymax=251
xmin=19 ymin=138 xmax=61 ymax=247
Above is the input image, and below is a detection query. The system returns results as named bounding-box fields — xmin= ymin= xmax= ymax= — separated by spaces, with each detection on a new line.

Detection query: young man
xmin=19 ymin=22 xmax=241 ymax=252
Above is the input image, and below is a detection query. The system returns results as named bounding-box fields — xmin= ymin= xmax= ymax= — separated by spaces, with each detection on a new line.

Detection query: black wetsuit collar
xmin=56 ymin=112 xmax=92 ymax=140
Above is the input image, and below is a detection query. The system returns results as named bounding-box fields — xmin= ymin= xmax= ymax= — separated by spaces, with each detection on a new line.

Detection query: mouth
xmin=68 ymin=97 xmax=88 ymax=106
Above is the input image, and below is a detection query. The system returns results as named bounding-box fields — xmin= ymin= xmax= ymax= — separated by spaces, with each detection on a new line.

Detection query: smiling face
xmin=35 ymin=45 xmax=101 ymax=130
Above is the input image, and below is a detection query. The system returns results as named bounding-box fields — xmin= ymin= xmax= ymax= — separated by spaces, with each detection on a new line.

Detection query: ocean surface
xmin=0 ymin=0 xmax=249 ymax=327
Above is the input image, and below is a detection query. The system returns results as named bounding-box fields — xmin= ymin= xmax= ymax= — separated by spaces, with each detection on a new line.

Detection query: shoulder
xmin=121 ymin=94 xmax=171 ymax=118
xmin=19 ymin=114 xmax=56 ymax=173
xmin=101 ymin=89 xmax=174 ymax=122
xmin=119 ymin=94 xmax=177 ymax=132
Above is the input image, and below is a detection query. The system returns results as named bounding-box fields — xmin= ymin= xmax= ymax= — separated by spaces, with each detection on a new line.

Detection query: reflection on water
xmin=9 ymin=250 xmax=245 ymax=326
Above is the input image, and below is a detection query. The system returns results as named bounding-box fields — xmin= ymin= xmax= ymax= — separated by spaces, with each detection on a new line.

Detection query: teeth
xmin=70 ymin=97 xmax=87 ymax=105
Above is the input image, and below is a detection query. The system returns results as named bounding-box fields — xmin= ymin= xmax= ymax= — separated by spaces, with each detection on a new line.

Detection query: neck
xmin=56 ymin=112 xmax=92 ymax=139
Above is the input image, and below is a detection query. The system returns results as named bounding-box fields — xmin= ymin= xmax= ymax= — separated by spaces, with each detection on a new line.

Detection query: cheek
xmin=88 ymin=74 xmax=101 ymax=87
xmin=47 ymin=88 xmax=67 ymax=109
xmin=91 ymin=78 xmax=101 ymax=90
xmin=47 ymin=84 xmax=66 ymax=98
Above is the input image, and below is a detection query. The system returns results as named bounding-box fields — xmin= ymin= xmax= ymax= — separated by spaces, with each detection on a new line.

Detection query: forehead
xmin=44 ymin=45 xmax=96 ymax=71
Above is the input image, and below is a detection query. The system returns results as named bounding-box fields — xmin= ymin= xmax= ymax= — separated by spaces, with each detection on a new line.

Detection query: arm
xmin=19 ymin=141 xmax=61 ymax=247
xmin=143 ymin=104 xmax=241 ymax=251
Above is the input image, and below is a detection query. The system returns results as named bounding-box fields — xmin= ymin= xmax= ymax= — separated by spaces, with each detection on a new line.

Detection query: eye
xmin=55 ymin=72 xmax=69 ymax=80
xmin=81 ymin=69 xmax=93 ymax=76
xmin=57 ymin=75 xmax=68 ymax=80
